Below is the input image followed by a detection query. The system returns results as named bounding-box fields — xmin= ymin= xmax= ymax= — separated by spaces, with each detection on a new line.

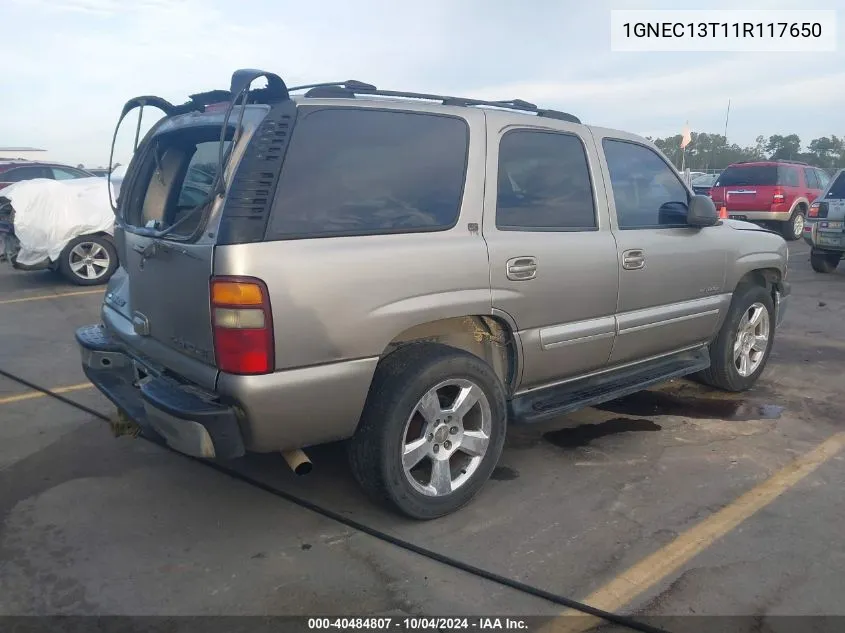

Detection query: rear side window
xmin=602 ymin=139 xmax=690 ymax=229
xmin=496 ymin=130 xmax=597 ymax=231
xmin=817 ymin=169 xmax=831 ymax=188
xmin=779 ymin=167 xmax=799 ymax=187
xmin=716 ymin=165 xmax=778 ymax=187
xmin=804 ymin=168 xmax=820 ymax=189
xmin=825 ymin=172 xmax=845 ymax=199
xmin=265 ymin=108 xmax=469 ymax=239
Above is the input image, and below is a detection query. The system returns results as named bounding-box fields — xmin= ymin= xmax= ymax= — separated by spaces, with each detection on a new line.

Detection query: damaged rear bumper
xmin=75 ymin=323 xmax=245 ymax=460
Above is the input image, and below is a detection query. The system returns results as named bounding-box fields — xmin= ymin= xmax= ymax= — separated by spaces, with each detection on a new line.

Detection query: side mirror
xmin=687 ymin=194 xmax=719 ymax=227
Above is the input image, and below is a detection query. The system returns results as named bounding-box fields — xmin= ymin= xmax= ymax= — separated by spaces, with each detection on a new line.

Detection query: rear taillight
xmin=772 ymin=188 xmax=785 ymax=204
xmin=809 ymin=201 xmax=829 ymax=218
xmin=210 ymin=276 xmax=274 ymax=375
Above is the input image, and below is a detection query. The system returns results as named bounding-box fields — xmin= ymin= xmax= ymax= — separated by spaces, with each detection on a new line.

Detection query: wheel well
xmin=382 ymin=316 xmax=519 ymax=393
xmin=737 ymin=268 xmax=781 ymax=303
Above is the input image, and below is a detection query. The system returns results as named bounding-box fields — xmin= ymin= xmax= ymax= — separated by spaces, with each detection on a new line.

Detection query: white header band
xmin=610 ymin=10 xmax=838 ymax=52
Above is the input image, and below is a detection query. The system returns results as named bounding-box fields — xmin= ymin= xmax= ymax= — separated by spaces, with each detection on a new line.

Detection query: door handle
xmin=506 ymin=256 xmax=537 ymax=281
xmin=622 ymin=249 xmax=645 ymax=270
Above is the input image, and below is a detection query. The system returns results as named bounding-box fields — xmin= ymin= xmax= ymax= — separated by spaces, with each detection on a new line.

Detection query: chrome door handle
xmin=622 ymin=249 xmax=645 ymax=270
xmin=506 ymin=256 xmax=537 ymax=281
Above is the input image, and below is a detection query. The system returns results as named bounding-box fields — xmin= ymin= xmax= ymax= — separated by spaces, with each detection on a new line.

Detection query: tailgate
xmin=111 ymin=114 xmax=268 ymax=388
xmin=723 ymin=186 xmax=770 ymax=211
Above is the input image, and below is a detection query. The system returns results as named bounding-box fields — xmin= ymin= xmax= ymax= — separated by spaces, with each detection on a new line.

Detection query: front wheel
xmin=58 ymin=234 xmax=118 ymax=286
xmin=347 ymin=343 xmax=507 ymax=520
xmin=810 ymin=249 xmax=840 ymax=274
xmin=780 ymin=208 xmax=805 ymax=241
xmin=694 ymin=284 xmax=775 ymax=392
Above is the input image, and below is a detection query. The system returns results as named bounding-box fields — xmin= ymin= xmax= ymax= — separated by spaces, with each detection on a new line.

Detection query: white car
xmin=0 ymin=175 xmax=120 ymax=285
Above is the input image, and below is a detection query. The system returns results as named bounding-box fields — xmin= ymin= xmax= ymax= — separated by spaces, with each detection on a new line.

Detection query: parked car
xmin=0 ymin=160 xmax=96 ymax=191
xmin=691 ymin=173 xmax=719 ymax=196
xmin=76 ymin=69 xmax=791 ymax=519
xmin=0 ymin=176 xmax=119 ymax=285
xmin=803 ymin=168 xmax=845 ymax=273
xmin=709 ymin=160 xmax=830 ymax=241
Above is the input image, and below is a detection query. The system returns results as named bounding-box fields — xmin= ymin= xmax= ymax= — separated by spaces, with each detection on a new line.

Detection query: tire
xmin=58 ymin=234 xmax=118 ymax=286
xmin=810 ymin=249 xmax=840 ymax=274
xmin=694 ymin=284 xmax=775 ymax=392
xmin=347 ymin=343 xmax=507 ymax=520
xmin=779 ymin=207 xmax=805 ymax=241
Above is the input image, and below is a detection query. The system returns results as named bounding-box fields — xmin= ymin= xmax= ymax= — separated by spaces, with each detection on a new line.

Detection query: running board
xmin=509 ymin=347 xmax=711 ymax=425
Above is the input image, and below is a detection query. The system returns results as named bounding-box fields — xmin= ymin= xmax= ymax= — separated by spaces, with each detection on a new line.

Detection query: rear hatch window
xmin=121 ymin=126 xmax=232 ymax=237
xmin=716 ymin=165 xmax=779 ymax=187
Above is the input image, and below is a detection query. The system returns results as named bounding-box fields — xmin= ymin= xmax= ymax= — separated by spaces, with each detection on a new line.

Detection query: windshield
xmin=716 ymin=165 xmax=780 ymax=187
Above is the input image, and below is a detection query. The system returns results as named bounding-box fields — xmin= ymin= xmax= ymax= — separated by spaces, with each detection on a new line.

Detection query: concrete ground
xmin=1 ymin=241 xmax=843 ymax=631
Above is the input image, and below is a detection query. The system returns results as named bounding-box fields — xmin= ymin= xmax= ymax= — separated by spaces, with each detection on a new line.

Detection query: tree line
xmin=645 ymin=132 xmax=845 ymax=172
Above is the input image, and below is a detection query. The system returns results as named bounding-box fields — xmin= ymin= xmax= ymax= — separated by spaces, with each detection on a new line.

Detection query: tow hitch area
xmin=110 ymin=408 xmax=142 ymax=438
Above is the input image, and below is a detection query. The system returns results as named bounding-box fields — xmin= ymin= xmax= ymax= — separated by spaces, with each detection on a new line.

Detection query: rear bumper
xmin=803 ymin=221 xmax=845 ymax=251
xmin=75 ymin=323 xmax=246 ymax=460
xmin=77 ymin=320 xmax=379 ymax=454
xmin=726 ymin=210 xmax=791 ymax=222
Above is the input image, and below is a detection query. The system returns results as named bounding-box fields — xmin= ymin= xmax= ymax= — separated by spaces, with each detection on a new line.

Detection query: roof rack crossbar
xmin=289 ymin=81 xmax=581 ymax=123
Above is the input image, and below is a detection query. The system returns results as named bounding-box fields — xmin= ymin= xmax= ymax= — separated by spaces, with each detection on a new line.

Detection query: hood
xmin=723 ymin=218 xmax=779 ymax=235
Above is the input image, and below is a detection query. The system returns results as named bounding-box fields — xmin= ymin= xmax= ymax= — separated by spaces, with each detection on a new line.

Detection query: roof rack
xmin=288 ymin=81 xmax=581 ymax=124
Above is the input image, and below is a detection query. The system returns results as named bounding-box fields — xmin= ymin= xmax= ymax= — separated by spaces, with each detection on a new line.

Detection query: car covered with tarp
xmin=0 ymin=167 xmax=126 ymax=285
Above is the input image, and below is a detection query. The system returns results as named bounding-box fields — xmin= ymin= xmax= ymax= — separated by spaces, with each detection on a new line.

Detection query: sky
xmin=2 ymin=0 xmax=842 ymax=167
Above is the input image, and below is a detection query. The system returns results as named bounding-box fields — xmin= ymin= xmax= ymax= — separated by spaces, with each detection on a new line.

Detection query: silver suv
xmin=804 ymin=168 xmax=845 ymax=273
xmin=76 ymin=69 xmax=791 ymax=519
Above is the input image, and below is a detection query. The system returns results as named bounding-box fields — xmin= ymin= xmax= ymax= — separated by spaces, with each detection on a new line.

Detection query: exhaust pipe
xmin=281 ymin=448 xmax=312 ymax=476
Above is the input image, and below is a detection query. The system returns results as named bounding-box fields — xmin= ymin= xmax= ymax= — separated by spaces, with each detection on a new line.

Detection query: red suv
xmin=709 ymin=160 xmax=831 ymax=240
xmin=0 ymin=161 xmax=96 ymax=192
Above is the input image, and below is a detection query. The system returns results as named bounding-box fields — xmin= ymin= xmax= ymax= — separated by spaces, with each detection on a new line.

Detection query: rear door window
xmin=496 ymin=130 xmax=597 ymax=230
xmin=716 ymin=166 xmax=778 ymax=187
xmin=1 ymin=165 xmax=51 ymax=182
xmin=51 ymin=166 xmax=90 ymax=180
xmin=804 ymin=168 xmax=820 ymax=190
xmin=264 ymin=108 xmax=469 ymax=239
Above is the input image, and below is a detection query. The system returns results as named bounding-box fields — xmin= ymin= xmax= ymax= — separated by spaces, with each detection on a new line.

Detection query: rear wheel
xmin=694 ymin=284 xmax=775 ymax=392
xmin=59 ymin=234 xmax=118 ymax=286
xmin=810 ymin=249 xmax=841 ymax=274
xmin=780 ymin=207 xmax=805 ymax=241
xmin=347 ymin=343 xmax=507 ymax=520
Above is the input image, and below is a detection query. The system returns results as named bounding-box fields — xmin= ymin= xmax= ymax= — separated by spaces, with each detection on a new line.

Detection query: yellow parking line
xmin=544 ymin=432 xmax=845 ymax=633
xmin=0 ymin=382 xmax=93 ymax=405
xmin=0 ymin=289 xmax=104 ymax=305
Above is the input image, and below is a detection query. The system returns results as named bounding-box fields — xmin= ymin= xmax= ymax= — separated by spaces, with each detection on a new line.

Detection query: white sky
xmin=2 ymin=0 xmax=842 ymax=167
